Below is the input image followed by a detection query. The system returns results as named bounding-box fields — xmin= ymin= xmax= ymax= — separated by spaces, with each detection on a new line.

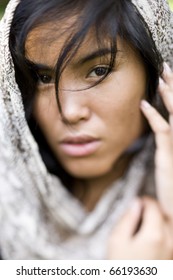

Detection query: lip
xmin=59 ymin=136 xmax=101 ymax=157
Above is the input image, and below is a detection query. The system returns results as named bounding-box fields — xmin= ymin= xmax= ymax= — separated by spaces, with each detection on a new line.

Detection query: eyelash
xmin=87 ymin=65 xmax=111 ymax=79
xmin=36 ymin=65 xmax=111 ymax=86
xmin=37 ymin=73 xmax=54 ymax=85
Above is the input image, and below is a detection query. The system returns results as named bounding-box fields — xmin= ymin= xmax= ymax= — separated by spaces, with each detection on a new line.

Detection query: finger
xmin=159 ymin=63 xmax=173 ymax=118
xmin=158 ymin=77 xmax=173 ymax=116
xmin=138 ymin=197 xmax=164 ymax=238
xmin=155 ymin=139 xmax=173 ymax=220
xmin=141 ymin=198 xmax=173 ymax=258
xmin=161 ymin=63 xmax=173 ymax=87
xmin=155 ymin=166 xmax=173 ymax=220
xmin=140 ymin=101 xmax=173 ymax=219
xmin=140 ymin=100 xmax=172 ymax=153
xmin=111 ymin=198 xmax=143 ymax=238
xmin=140 ymin=100 xmax=170 ymax=137
xmin=139 ymin=198 xmax=173 ymax=259
xmin=140 ymin=100 xmax=173 ymax=161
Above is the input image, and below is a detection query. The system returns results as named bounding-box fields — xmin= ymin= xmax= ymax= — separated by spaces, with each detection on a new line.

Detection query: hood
xmin=0 ymin=0 xmax=173 ymax=259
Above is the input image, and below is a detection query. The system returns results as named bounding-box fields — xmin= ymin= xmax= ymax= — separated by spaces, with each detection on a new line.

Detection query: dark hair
xmin=9 ymin=0 xmax=163 ymax=187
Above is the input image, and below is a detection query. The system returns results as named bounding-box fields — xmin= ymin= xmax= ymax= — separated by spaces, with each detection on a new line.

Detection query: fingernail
xmin=164 ymin=62 xmax=172 ymax=74
xmin=140 ymin=100 xmax=151 ymax=110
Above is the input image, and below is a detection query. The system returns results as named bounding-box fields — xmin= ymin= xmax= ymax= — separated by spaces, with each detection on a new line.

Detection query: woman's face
xmin=26 ymin=23 xmax=147 ymax=178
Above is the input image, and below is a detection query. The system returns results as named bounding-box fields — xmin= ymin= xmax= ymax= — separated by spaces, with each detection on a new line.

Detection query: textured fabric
xmin=0 ymin=0 xmax=173 ymax=259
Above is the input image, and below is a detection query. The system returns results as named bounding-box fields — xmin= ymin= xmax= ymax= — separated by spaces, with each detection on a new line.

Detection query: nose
xmin=60 ymin=90 xmax=91 ymax=125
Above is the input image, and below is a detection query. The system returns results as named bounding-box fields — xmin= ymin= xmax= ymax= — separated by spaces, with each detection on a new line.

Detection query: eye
xmin=37 ymin=74 xmax=54 ymax=84
xmin=88 ymin=66 xmax=110 ymax=78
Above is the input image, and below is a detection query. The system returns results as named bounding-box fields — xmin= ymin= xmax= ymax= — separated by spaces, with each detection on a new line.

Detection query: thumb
xmin=111 ymin=198 xmax=143 ymax=238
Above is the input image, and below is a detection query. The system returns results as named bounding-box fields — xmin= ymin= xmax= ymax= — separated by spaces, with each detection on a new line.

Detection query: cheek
xmin=33 ymin=91 xmax=59 ymax=135
xmin=111 ymin=71 xmax=146 ymax=120
xmin=100 ymin=88 xmax=144 ymax=130
xmin=99 ymin=72 xmax=147 ymax=150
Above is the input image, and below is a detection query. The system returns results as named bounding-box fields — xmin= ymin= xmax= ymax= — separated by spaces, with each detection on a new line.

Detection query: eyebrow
xmin=26 ymin=59 xmax=54 ymax=72
xmin=76 ymin=48 xmax=113 ymax=65
xmin=25 ymin=48 xmax=114 ymax=71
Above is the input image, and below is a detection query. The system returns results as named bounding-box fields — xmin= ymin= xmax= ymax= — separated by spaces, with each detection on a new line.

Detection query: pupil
xmin=95 ymin=67 xmax=107 ymax=76
xmin=41 ymin=75 xmax=51 ymax=83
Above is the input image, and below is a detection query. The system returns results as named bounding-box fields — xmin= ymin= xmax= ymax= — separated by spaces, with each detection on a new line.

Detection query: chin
xmin=61 ymin=160 xmax=113 ymax=179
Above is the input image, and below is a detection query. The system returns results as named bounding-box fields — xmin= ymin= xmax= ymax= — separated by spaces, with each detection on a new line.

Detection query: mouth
xmin=59 ymin=135 xmax=101 ymax=157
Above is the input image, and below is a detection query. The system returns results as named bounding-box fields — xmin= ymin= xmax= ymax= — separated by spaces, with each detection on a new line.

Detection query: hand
xmin=108 ymin=197 xmax=173 ymax=259
xmin=140 ymin=63 xmax=173 ymax=221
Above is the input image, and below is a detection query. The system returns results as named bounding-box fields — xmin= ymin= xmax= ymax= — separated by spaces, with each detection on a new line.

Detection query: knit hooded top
xmin=0 ymin=0 xmax=173 ymax=259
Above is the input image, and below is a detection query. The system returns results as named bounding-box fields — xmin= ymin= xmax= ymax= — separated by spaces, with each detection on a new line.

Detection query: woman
xmin=0 ymin=0 xmax=173 ymax=259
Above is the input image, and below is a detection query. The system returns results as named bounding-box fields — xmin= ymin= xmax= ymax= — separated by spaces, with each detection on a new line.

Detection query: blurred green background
xmin=0 ymin=0 xmax=8 ymax=18
xmin=169 ymin=0 xmax=173 ymax=8
xmin=0 ymin=0 xmax=173 ymax=18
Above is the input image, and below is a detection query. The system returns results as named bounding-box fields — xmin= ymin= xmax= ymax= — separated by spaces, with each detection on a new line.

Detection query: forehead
xmin=25 ymin=17 xmax=115 ymax=66
xmin=25 ymin=18 xmax=75 ymax=63
xmin=25 ymin=17 xmax=139 ymax=71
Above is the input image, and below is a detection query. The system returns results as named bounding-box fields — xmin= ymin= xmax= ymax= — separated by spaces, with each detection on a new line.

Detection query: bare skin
xmin=141 ymin=64 xmax=173 ymax=220
xmin=108 ymin=197 xmax=173 ymax=259
xmin=26 ymin=23 xmax=147 ymax=211
xmin=26 ymin=20 xmax=173 ymax=259
xmin=108 ymin=64 xmax=173 ymax=259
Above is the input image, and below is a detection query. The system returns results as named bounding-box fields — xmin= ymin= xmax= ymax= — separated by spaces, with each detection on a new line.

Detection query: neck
xmin=72 ymin=154 xmax=132 ymax=212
